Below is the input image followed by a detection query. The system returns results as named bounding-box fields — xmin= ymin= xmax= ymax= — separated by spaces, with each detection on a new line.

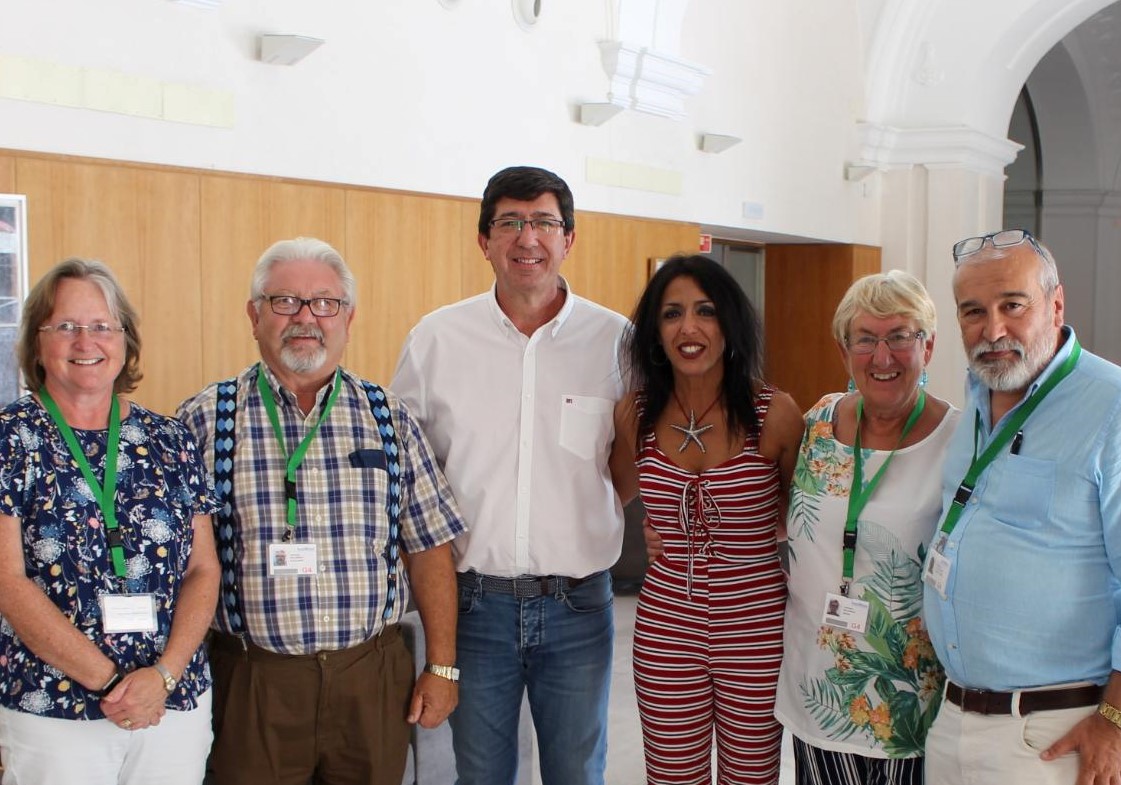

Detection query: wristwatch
xmin=424 ymin=663 xmax=460 ymax=683
xmin=1099 ymin=701 xmax=1121 ymax=731
xmin=153 ymin=663 xmax=178 ymax=694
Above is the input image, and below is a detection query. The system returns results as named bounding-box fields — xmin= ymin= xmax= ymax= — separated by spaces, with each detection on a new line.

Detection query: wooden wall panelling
xmin=18 ymin=158 xmax=141 ymax=282
xmin=17 ymin=158 xmax=64 ymax=277
xmin=344 ymin=190 xmax=467 ymax=384
xmin=459 ymin=200 xmax=493 ymax=298
xmin=0 ymin=155 xmax=14 ymax=193
xmin=629 ymin=217 xmax=702 ymax=313
xmin=16 ymin=158 xmax=203 ymax=414
xmin=197 ymin=175 xmax=348 ymax=389
xmin=763 ymin=243 xmax=881 ymax=411
xmin=568 ymin=213 xmax=700 ymax=318
xmin=134 ymin=168 xmax=203 ymax=414
xmin=198 ymin=176 xmax=275 ymax=386
xmin=566 ymin=212 xmax=638 ymax=317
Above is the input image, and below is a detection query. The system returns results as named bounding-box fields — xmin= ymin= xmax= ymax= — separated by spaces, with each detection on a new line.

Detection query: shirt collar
xmin=487 ymin=276 xmax=575 ymax=338
xmin=256 ymin=361 xmax=342 ymax=409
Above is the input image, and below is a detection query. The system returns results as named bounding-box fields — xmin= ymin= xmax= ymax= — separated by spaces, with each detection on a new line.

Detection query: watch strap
xmin=100 ymin=668 xmax=125 ymax=695
xmin=154 ymin=662 xmax=177 ymax=694
xmin=1099 ymin=701 xmax=1121 ymax=731
xmin=424 ymin=663 xmax=460 ymax=682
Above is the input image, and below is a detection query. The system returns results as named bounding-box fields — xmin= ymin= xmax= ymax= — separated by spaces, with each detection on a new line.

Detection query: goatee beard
xmin=279 ymin=326 xmax=327 ymax=374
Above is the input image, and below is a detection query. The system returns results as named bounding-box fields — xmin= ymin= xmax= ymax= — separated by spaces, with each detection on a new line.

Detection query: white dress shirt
xmin=392 ymin=282 xmax=628 ymax=578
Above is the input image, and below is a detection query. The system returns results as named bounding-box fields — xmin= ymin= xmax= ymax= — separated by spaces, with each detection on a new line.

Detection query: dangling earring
xmin=920 ymin=368 xmax=928 ymax=388
xmin=847 ymin=378 xmax=856 ymax=393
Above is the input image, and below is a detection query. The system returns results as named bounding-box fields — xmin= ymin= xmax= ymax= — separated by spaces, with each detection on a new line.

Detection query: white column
xmin=1038 ymin=190 xmax=1121 ymax=364
xmin=858 ymin=125 xmax=1021 ymax=407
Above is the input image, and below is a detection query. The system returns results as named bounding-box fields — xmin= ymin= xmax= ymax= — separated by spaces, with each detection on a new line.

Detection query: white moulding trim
xmin=855 ymin=122 xmax=1023 ymax=177
xmin=598 ymin=40 xmax=710 ymax=121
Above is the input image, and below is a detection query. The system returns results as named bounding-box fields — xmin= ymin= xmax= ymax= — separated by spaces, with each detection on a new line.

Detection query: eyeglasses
xmin=952 ymin=229 xmax=1043 ymax=263
xmin=489 ymin=218 xmax=566 ymax=236
xmin=261 ymin=295 xmax=348 ymax=317
xmin=846 ymin=330 xmax=925 ymax=355
xmin=39 ymin=321 xmax=126 ymax=338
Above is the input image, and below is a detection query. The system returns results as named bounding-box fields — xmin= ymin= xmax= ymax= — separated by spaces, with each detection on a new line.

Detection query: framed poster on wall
xmin=0 ymin=195 xmax=28 ymax=406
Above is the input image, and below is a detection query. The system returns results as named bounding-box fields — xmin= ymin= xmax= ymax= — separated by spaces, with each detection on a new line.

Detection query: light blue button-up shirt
xmin=924 ymin=327 xmax=1121 ymax=690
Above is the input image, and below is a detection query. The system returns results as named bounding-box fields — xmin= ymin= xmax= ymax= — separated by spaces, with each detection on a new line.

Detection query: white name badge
xmin=923 ymin=548 xmax=951 ymax=596
xmin=100 ymin=594 xmax=158 ymax=634
xmin=821 ymin=592 xmax=870 ymax=634
xmin=268 ymin=543 xmax=318 ymax=577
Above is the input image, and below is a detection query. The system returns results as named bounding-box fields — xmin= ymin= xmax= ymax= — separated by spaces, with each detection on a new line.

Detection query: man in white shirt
xmin=392 ymin=166 xmax=628 ymax=785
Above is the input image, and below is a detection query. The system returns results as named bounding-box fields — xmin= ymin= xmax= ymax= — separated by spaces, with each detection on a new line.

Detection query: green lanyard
xmin=841 ymin=390 xmax=926 ymax=594
xmin=39 ymin=389 xmax=127 ymax=579
xmin=938 ymin=339 xmax=1082 ymax=539
xmin=256 ymin=364 xmax=342 ymax=539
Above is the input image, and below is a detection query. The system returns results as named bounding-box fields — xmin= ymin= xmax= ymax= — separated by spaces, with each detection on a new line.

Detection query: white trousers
xmin=0 ymin=689 xmax=212 ymax=785
xmin=925 ymin=695 xmax=1090 ymax=785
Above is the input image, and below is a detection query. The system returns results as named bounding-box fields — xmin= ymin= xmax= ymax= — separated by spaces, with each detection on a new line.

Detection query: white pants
xmin=925 ymin=694 xmax=1090 ymax=785
xmin=0 ymin=689 xmax=212 ymax=785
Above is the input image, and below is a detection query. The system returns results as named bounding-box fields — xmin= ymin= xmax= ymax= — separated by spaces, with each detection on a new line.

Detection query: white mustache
xmin=970 ymin=337 xmax=1023 ymax=362
xmin=282 ymin=326 xmax=324 ymax=344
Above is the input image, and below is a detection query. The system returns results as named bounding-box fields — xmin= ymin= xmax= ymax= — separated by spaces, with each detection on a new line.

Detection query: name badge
xmin=100 ymin=594 xmax=158 ymax=634
xmin=268 ymin=542 xmax=318 ymax=577
xmin=923 ymin=548 xmax=951 ymax=596
xmin=821 ymin=592 xmax=870 ymax=634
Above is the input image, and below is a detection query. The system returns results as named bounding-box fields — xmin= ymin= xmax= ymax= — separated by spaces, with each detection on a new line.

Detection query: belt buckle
xmin=512 ymin=577 xmax=541 ymax=598
xmin=963 ymin=688 xmax=1004 ymax=715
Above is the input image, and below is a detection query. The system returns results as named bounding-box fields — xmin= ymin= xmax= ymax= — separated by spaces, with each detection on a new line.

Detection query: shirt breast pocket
xmin=558 ymin=395 xmax=614 ymax=461
xmin=349 ymin=454 xmax=391 ymax=548
xmin=991 ymin=455 xmax=1055 ymax=529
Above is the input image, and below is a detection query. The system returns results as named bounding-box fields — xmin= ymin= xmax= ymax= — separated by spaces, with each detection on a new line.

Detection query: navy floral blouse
xmin=0 ymin=395 xmax=220 ymax=720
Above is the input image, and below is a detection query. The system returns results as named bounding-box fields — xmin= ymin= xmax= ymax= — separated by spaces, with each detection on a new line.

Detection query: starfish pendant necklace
xmin=670 ymin=391 xmax=721 ymax=453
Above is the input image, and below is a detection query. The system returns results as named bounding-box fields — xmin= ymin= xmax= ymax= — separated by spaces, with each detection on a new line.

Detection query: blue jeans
xmin=450 ymin=570 xmax=614 ymax=785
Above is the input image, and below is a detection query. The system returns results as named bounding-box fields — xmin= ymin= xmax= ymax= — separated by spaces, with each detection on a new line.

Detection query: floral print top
xmin=774 ymin=393 xmax=958 ymax=758
xmin=0 ymin=395 xmax=220 ymax=720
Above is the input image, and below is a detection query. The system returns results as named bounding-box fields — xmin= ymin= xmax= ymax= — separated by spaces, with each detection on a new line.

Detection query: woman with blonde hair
xmin=775 ymin=269 xmax=958 ymax=785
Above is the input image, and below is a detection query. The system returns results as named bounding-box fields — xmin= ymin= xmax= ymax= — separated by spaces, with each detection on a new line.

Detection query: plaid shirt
xmin=178 ymin=363 xmax=465 ymax=655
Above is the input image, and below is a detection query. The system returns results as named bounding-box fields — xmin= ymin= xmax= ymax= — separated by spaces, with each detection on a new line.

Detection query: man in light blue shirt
xmin=923 ymin=230 xmax=1121 ymax=785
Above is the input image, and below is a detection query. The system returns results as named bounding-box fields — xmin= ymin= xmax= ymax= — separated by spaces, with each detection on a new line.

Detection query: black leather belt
xmin=945 ymin=681 xmax=1101 ymax=716
xmin=457 ymin=571 xmax=590 ymax=598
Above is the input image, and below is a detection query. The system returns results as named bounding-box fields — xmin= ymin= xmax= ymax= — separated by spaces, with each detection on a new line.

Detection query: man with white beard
xmin=922 ymin=230 xmax=1121 ymax=785
xmin=178 ymin=237 xmax=466 ymax=785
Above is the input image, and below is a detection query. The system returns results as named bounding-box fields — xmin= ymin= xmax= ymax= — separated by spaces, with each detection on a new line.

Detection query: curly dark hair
xmin=623 ymin=254 xmax=763 ymax=440
xmin=477 ymin=166 xmax=575 ymax=236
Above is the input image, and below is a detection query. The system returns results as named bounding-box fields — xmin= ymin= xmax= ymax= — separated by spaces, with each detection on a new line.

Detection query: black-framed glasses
xmin=489 ymin=218 xmax=566 ymax=236
xmin=38 ymin=321 xmax=126 ymax=338
xmin=952 ymin=229 xmax=1043 ymax=263
xmin=261 ymin=295 xmax=348 ymax=317
xmin=846 ymin=330 xmax=925 ymax=355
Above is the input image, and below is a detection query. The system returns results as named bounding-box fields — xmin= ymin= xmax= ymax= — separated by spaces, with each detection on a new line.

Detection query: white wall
xmin=0 ymin=0 xmax=872 ymax=243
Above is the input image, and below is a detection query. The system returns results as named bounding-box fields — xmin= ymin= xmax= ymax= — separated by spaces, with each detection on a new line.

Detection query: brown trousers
xmin=206 ymin=627 xmax=414 ymax=785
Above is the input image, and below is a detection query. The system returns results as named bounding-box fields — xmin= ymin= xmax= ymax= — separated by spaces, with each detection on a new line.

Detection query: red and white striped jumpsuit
xmin=633 ymin=387 xmax=786 ymax=784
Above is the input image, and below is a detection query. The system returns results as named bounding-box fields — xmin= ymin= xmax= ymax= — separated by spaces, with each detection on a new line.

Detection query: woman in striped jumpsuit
xmin=613 ymin=255 xmax=804 ymax=784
